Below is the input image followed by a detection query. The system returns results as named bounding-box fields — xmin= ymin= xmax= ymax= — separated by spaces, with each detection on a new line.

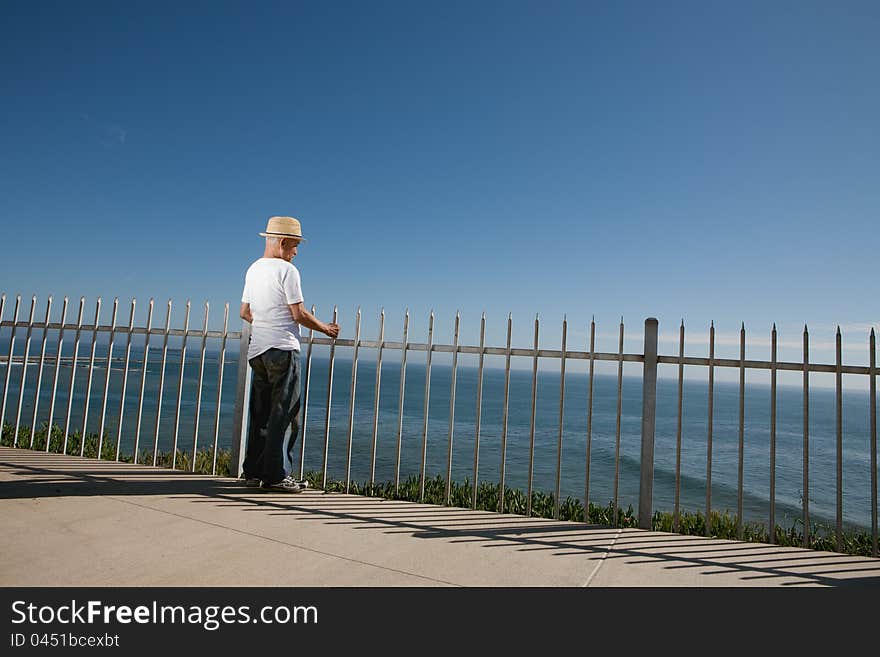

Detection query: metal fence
xmin=0 ymin=294 xmax=238 ymax=475
xmin=1 ymin=292 xmax=877 ymax=558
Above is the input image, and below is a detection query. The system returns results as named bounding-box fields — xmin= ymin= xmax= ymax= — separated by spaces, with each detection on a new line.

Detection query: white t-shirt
xmin=241 ymin=258 xmax=305 ymax=359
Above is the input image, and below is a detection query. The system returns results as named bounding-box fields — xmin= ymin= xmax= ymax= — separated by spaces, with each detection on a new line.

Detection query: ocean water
xmin=1 ymin=343 xmax=877 ymax=532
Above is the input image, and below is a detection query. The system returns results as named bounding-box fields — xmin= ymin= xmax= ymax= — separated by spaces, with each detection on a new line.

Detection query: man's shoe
xmin=261 ymin=476 xmax=304 ymax=493
xmin=240 ymin=475 xmax=262 ymax=487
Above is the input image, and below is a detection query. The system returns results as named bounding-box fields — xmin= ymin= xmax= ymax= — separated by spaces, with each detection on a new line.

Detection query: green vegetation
xmin=2 ymin=422 xmax=876 ymax=558
xmin=1 ymin=421 xmax=232 ymax=476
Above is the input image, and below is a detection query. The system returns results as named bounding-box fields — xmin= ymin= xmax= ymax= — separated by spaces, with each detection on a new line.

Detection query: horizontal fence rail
xmin=2 ymin=292 xmax=878 ymax=557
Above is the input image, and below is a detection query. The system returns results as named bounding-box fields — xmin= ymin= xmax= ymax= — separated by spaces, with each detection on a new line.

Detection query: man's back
xmin=242 ymin=257 xmax=304 ymax=359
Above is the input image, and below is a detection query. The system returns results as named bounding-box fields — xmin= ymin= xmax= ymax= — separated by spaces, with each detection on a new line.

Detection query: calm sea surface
xmin=2 ymin=343 xmax=877 ymax=532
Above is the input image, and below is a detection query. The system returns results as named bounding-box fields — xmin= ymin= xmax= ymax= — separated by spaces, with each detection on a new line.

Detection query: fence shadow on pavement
xmin=2 ymin=448 xmax=879 ymax=588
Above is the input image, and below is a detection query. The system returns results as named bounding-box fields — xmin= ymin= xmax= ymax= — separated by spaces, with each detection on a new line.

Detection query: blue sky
xmin=1 ymin=0 xmax=878 ymax=370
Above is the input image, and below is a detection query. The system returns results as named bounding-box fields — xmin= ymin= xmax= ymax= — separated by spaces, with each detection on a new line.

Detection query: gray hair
xmin=267 ymin=236 xmax=301 ymax=248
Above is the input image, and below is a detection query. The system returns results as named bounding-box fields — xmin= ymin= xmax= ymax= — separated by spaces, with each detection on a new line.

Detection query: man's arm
xmin=240 ymin=303 xmax=253 ymax=323
xmin=289 ymin=303 xmax=340 ymax=338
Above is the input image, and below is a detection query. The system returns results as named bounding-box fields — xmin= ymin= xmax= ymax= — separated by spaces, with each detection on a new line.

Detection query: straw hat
xmin=259 ymin=216 xmax=306 ymax=241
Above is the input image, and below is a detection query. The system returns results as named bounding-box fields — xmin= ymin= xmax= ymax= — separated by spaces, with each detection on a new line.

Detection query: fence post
xmin=639 ymin=317 xmax=659 ymax=530
xmin=229 ymin=322 xmax=251 ymax=478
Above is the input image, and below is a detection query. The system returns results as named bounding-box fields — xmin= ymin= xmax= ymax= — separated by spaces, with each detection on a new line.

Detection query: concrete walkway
xmin=1 ymin=446 xmax=879 ymax=587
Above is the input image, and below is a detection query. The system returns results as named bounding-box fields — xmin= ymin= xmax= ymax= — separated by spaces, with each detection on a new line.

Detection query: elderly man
xmin=239 ymin=216 xmax=339 ymax=492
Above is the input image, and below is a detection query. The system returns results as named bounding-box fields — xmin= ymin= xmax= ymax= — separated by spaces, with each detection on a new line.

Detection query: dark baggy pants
xmin=242 ymin=348 xmax=301 ymax=485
